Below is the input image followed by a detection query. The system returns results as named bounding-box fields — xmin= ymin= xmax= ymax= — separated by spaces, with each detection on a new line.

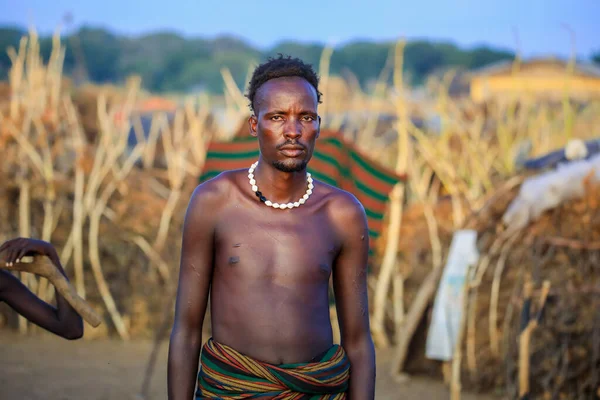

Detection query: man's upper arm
xmin=331 ymin=193 xmax=371 ymax=345
xmin=172 ymin=181 xmax=223 ymax=335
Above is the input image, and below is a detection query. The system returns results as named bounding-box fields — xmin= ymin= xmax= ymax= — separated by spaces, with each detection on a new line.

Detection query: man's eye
xmin=302 ymin=116 xmax=315 ymax=121
xmin=271 ymin=115 xmax=283 ymax=121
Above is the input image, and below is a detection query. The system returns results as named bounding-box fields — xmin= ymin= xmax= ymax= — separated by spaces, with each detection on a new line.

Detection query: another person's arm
xmin=0 ymin=238 xmax=84 ymax=340
xmin=168 ymin=182 xmax=221 ymax=400
xmin=331 ymin=194 xmax=376 ymax=399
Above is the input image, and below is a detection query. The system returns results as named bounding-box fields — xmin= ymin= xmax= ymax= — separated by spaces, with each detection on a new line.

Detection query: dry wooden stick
xmin=450 ymin=263 xmax=477 ymax=400
xmin=518 ymin=277 xmax=551 ymax=399
xmin=7 ymin=37 xmax=27 ymax=118
xmin=0 ymin=254 xmax=102 ymax=327
xmin=47 ymin=31 xmax=65 ymax=114
xmin=466 ymin=286 xmax=478 ymax=375
xmin=317 ymin=45 xmax=334 ymax=123
xmin=392 ymin=264 xmax=404 ymax=339
xmin=57 ymin=95 xmax=115 ymax=294
xmin=87 ymin=144 xmax=145 ymax=340
xmin=79 ymin=90 xmax=142 ymax=340
xmin=18 ymin=172 xmax=34 ymax=335
xmin=470 ymin=237 xmax=504 ymax=288
xmin=32 ymin=117 xmax=59 ymax=302
xmin=4 ymin=32 xmax=66 ymax=325
xmin=464 ymin=238 xmax=506 ymax=375
xmin=129 ymin=235 xmax=170 ymax=282
xmin=63 ymin=96 xmax=87 ymax=298
xmin=361 ymin=51 xmax=393 ymax=149
xmin=463 ymin=175 xmax=524 ymax=230
xmin=142 ymin=115 xmax=161 ymax=168
xmin=409 ymin=128 xmax=470 ymax=226
xmin=372 ymin=38 xmax=408 ymax=350
xmin=154 ymin=111 xmax=189 ymax=252
xmin=391 ymin=162 xmax=443 ymax=380
xmin=391 ymin=264 xmax=444 ymax=381
xmin=183 ymin=98 xmax=212 ymax=175
xmin=489 ymin=236 xmax=517 ymax=357
xmin=539 ymin=236 xmax=600 ymax=251
xmin=220 ymin=67 xmax=248 ymax=114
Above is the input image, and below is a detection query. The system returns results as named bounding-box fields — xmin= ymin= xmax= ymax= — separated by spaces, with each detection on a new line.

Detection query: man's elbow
xmin=343 ymin=331 xmax=375 ymax=356
xmin=64 ymin=317 xmax=84 ymax=340
xmin=62 ymin=324 xmax=84 ymax=340
xmin=169 ymin=322 xmax=202 ymax=351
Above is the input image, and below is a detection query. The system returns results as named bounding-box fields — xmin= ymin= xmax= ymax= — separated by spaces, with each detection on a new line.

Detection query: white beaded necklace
xmin=248 ymin=161 xmax=314 ymax=209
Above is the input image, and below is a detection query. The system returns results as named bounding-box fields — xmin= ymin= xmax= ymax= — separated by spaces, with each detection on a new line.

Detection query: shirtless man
xmin=0 ymin=237 xmax=84 ymax=340
xmin=168 ymin=55 xmax=376 ymax=399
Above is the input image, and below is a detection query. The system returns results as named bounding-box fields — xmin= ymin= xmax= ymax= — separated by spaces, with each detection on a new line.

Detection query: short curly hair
xmin=245 ymin=54 xmax=323 ymax=114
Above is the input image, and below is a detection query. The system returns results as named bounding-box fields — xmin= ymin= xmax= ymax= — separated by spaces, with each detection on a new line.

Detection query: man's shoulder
xmin=316 ymin=180 xmax=367 ymax=225
xmin=188 ymin=169 xmax=246 ymax=211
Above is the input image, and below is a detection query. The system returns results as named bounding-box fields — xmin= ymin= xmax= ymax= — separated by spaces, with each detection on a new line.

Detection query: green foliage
xmin=0 ymin=27 xmax=27 ymax=78
xmin=331 ymin=41 xmax=393 ymax=88
xmin=592 ymin=51 xmax=600 ymax=64
xmin=0 ymin=25 xmax=517 ymax=94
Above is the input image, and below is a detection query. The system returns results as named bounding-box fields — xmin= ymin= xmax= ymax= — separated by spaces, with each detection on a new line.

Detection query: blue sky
xmin=1 ymin=0 xmax=598 ymax=59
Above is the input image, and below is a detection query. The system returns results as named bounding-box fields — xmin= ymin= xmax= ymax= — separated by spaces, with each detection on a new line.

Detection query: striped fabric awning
xmin=199 ymin=130 xmax=407 ymax=258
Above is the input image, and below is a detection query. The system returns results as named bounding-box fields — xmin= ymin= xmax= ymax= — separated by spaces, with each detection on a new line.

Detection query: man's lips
xmin=279 ymin=145 xmax=305 ymax=157
xmin=280 ymin=148 xmax=304 ymax=157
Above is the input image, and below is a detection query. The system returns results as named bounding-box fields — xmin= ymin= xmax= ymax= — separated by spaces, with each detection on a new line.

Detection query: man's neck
xmin=252 ymin=160 xmax=308 ymax=204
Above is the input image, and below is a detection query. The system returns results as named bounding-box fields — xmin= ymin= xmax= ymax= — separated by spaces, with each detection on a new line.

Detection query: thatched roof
xmin=471 ymin=57 xmax=600 ymax=78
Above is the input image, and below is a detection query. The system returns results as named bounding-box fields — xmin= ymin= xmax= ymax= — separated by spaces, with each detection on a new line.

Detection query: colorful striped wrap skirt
xmin=196 ymin=338 xmax=350 ymax=399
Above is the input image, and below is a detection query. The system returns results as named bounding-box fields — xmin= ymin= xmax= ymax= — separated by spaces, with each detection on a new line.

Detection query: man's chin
xmin=272 ymin=159 xmax=307 ymax=173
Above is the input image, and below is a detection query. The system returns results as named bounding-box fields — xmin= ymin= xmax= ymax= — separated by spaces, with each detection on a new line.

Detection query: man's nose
xmin=283 ymin=119 xmax=302 ymax=139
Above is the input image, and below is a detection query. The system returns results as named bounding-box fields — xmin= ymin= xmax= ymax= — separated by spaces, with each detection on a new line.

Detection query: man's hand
xmin=0 ymin=238 xmax=63 ymax=274
xmin=0 ymin=238 xmax=83 ymax=340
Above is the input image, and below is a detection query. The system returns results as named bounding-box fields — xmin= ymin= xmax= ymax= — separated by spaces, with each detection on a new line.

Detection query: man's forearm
xmin=346 ymin=339 xmax=376 ymax=400
xmin=168 ymin=329 xmax=202 ymax=400
xmin=54 ymin=261 xmax=84 ymax=338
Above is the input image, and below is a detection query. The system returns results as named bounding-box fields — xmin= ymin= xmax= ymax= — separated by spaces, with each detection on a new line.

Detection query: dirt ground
xmin=0 ymin=331 xmax=499 ymax=400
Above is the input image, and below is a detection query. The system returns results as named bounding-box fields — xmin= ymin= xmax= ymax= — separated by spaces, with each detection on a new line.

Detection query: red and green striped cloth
xmin=197 ymin=337 xmax=350 ymax=399
xmin=199 ymin=130 xmax=406 ymax=257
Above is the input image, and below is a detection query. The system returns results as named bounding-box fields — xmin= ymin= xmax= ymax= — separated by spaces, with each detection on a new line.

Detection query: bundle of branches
xmin=372 ymin=197 xmax=454 ymax=337
xmin=0 ymin=30 xmax=213 ymax=340
xmin=454 ymin=175 xmax=600 ymax=398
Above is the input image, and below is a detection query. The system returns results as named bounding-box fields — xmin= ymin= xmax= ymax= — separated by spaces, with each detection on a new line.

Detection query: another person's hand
xmin=0 ymin=237 xmax=84 ymax=340
xmin=0 ymin=238 xmax=61 ymax=270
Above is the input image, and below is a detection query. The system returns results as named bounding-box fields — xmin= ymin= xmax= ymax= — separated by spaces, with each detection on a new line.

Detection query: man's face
xmin=249 ymin=76 xmax=321 ymax=173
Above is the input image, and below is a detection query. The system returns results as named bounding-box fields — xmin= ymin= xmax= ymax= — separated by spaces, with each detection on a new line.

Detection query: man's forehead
xmin=255 ymin=77 xmax=317 ymax=111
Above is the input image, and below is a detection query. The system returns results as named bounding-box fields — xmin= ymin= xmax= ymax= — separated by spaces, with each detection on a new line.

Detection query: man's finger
xmin=0 ymin=240 xmax=11 ymax=254
xmin=16 ymin=247 xmax=30 ymax=264
xmin=5 ymin=248 xmax=16 ymax=266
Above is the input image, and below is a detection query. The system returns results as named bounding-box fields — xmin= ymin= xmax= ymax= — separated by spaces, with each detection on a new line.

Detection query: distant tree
xmin=266 ymin=42 xmax=325 ymax=71
xmin=404 ymin=41 xmax=447 ymax=84
xmin=0 ymin=24 xmax=526 ymax=94
xmin=0 ymin=27 xmax=26 ymax=79
xmin=467 ymin=46 xmax=514 ymax=69
xmin=70 ymin=26 xmax=122 ymax=83
xmin=592 ymin=51 xmax=600 ymax=64
xmin=331 ymin=41 xmax=392 ymax=89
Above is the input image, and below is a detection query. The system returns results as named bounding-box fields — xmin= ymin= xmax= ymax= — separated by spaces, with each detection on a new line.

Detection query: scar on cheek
xmin=228 ymin=256 xmax=240 ymax=265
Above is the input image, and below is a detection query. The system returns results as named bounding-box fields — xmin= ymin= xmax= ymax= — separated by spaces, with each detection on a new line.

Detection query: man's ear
xmin=249 ymin=115 xmax=258 ymax=137
xmin=316 ymin=115 xmax=321 ymax=139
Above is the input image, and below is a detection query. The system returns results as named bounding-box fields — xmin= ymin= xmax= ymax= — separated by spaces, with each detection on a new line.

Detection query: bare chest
xmin=213 ymin=209 xmax=339 ymax=283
